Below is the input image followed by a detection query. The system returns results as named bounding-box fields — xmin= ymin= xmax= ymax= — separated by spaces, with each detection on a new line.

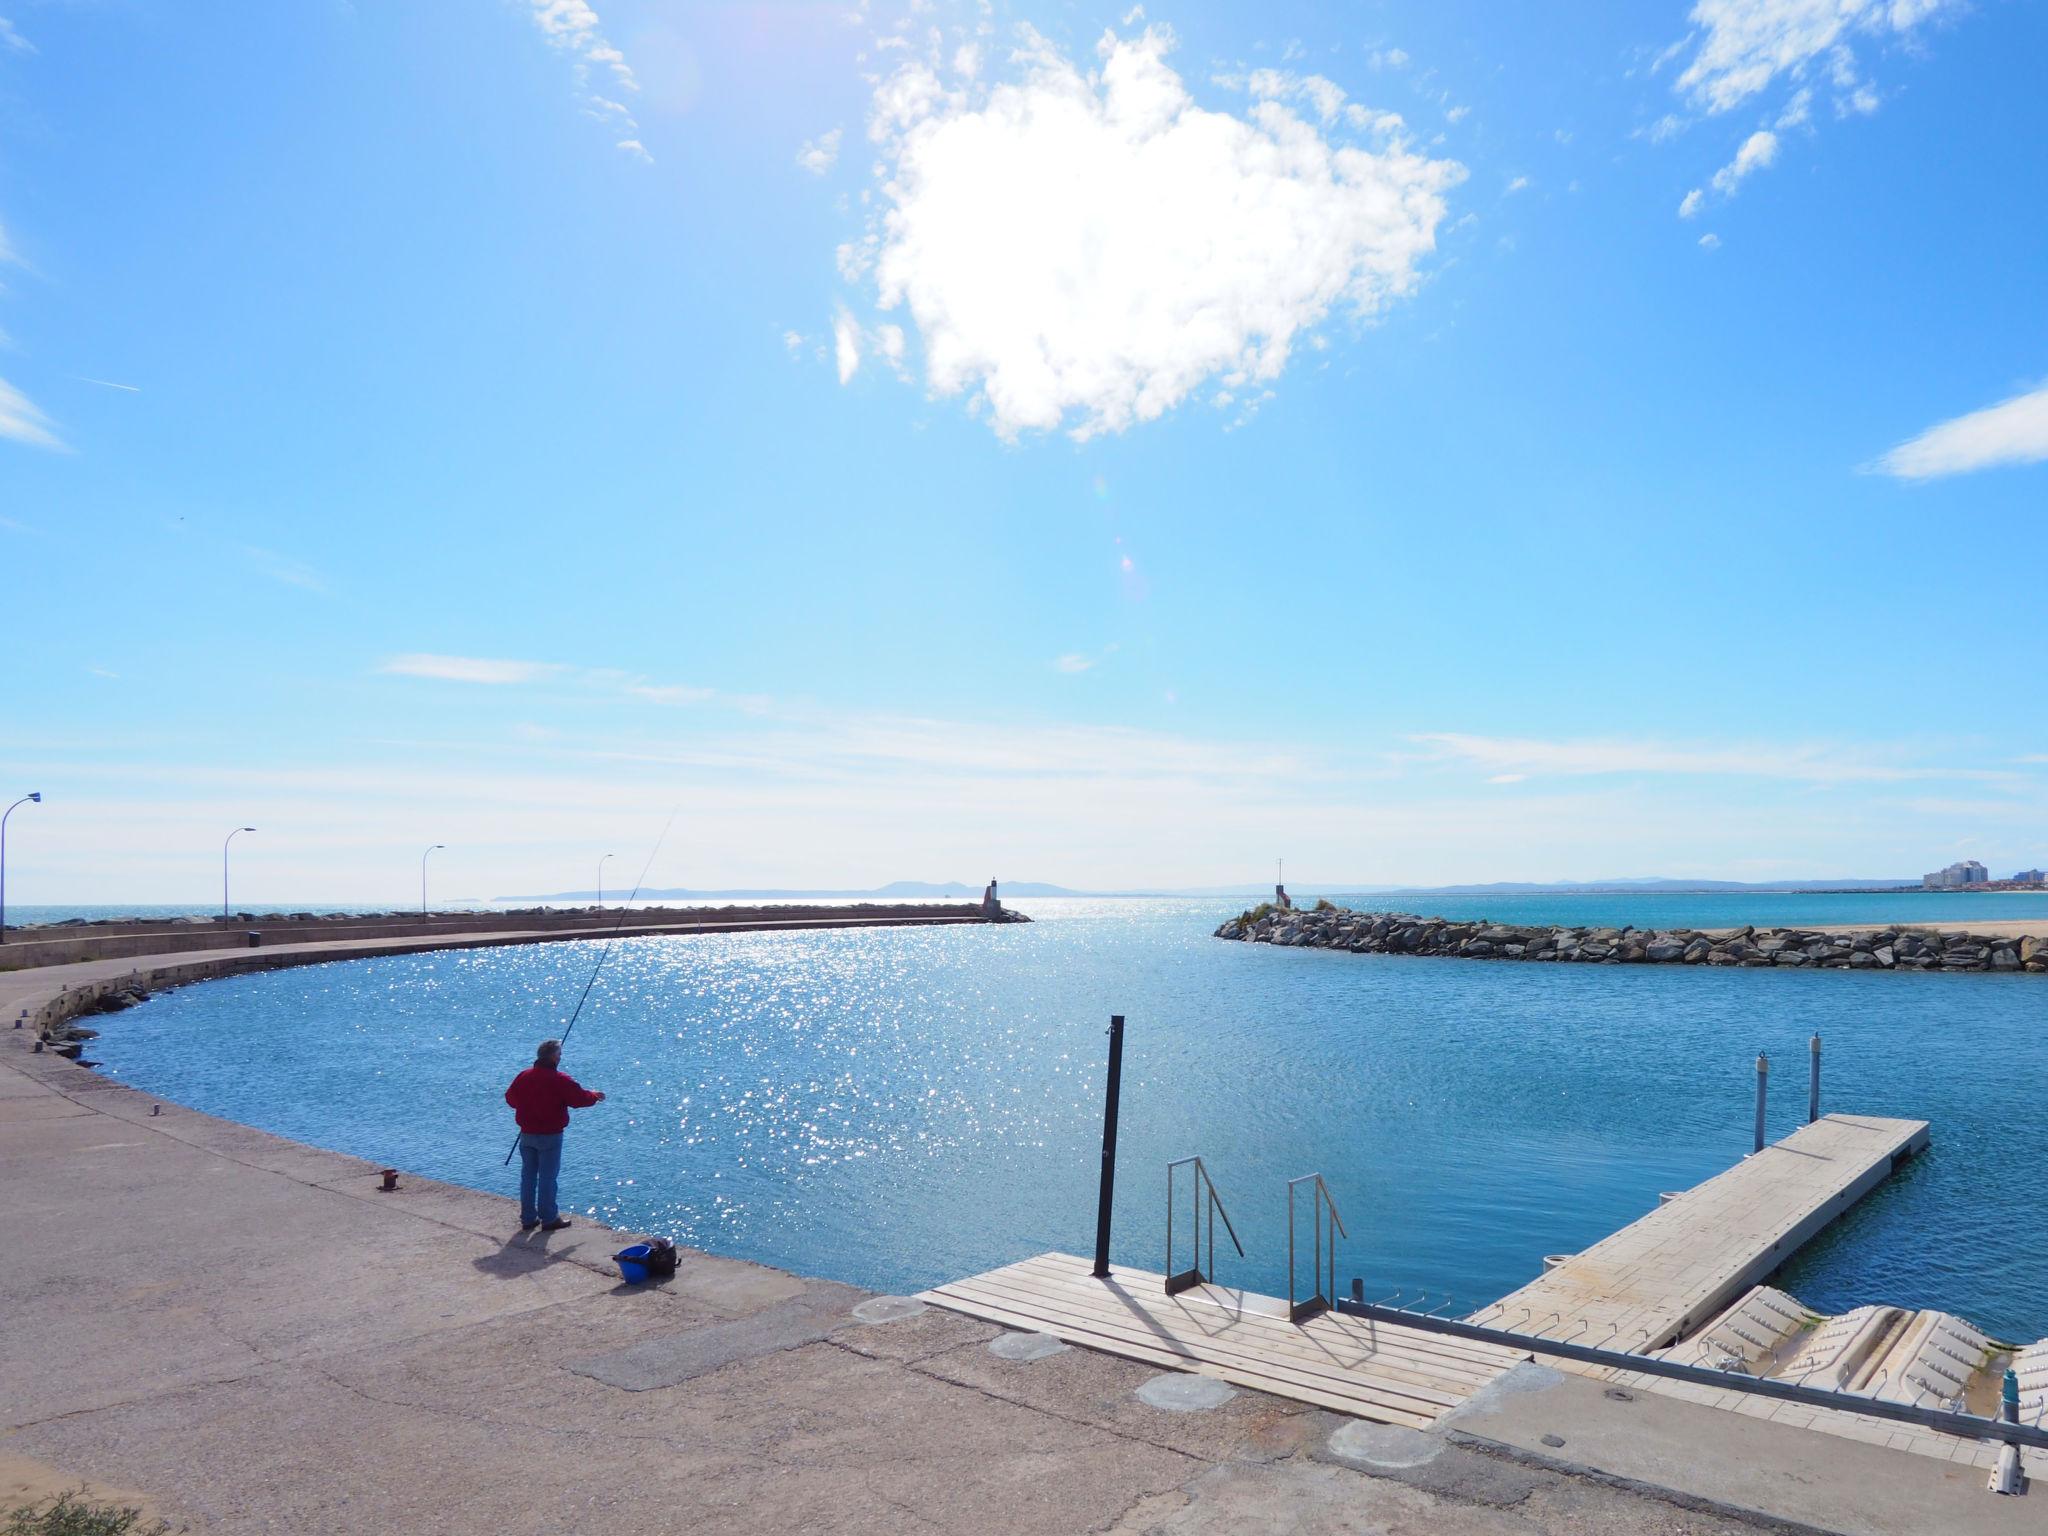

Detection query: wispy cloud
xmin=1656 ymin=0 xmax=1962 ymax=215
xmin=1672 ymin=0 xmax=1959 ymax=116
xmin=75 ymin=376 xmax=141 ymax=393
xmin=1411 ymin=732 xmax=2017 ymax=785
xmin=525 ymin=0 xmax=650 ymax=162
xmin=797 ymin=127 xmax=843 ymax=175
xmin=0 ymin=376 xmax=65 ymax=451
xmin=380 ymin=654 xmax=568 ymax=685
xmin=241 ymin=546 xmax=325 ymax=592
xmin=1876 ymin=381 xmax=2048 ymax=480
xmin=0 ymin=15 xmax=31 ymax=54
xmin=1054 ymin=653 xmax=1094 ymax=674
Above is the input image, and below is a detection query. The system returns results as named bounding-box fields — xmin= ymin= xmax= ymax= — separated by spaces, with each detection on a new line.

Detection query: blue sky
xmin=1 ymin=0 xmax=2044 ymax=903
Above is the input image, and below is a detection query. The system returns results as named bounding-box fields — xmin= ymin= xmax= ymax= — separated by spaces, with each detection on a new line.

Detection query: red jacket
xmin=505 ymin=1065 xmax=600 ymax=1134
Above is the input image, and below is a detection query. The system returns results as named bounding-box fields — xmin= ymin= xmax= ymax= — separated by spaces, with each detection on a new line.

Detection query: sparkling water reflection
xmin=90 ymin=898 xmax=2047 ymax=1340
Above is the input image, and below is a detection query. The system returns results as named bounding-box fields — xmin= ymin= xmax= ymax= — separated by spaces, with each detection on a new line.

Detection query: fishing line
xmin=503 ymin=809 xmax=678 ymax=1166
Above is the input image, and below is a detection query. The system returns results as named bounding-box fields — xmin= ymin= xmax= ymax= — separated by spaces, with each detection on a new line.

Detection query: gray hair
xmin=536 ymin=1039 xmax=562 ymax=1066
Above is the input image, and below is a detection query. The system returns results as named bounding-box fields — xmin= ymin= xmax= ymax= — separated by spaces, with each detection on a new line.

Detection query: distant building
xmin=1923 ymin=860 xmax=1990 ymax=889
xmin=2014 ymin=869 xmax=2046 ymax=887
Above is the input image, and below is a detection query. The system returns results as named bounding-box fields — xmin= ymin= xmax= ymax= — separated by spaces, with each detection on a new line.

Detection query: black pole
xmin=1091 ymin=1014 xmax=1125 ymax=1279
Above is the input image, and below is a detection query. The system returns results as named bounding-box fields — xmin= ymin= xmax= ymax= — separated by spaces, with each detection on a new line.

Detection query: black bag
xmin=642 ymin=1237 xmax=679 ymax=1279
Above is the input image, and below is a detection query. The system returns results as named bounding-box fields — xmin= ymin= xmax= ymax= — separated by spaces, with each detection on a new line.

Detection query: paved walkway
xmin=1 ymin=1048 xmax=1800 ymax=1536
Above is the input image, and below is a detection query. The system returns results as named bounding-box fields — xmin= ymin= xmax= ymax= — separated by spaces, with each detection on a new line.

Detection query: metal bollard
xmin=1753 ymin=1054 xmax=1769 ymax=1153
xmin=1989 ymin=1368 xmax=2025 ymax=1494
xmin=1808 ymin=1034 xmax=1822 ymax=1124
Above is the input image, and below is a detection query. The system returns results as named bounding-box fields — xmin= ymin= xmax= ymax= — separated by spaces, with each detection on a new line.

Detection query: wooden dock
xmin=919 ymin=1252 xmax=1522 ymax=1427
xmin=923 ymin=1114 xmax=1929 ymax=1429
xmin=1468 ymin=1113 xmax=1930 ymax=1349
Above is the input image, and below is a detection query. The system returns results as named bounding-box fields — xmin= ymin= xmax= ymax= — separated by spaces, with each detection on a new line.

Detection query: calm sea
xmin=84 ymin=895 xmax=2048 ymax=1342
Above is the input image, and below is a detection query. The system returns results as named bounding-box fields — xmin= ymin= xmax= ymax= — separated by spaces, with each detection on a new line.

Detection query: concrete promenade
xmin=1 ymin=938 xmax=2037 ymax=1534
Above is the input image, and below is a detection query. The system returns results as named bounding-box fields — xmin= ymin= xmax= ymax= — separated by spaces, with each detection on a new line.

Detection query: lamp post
xmin=1 ymin=792 xmax=43 ymax=943
xmin=223 ymin=826 xmax=256 ymax=919
xmin=421 ymin=844 xmax=446 ymax=916
xmin=597 ymin=852 xmax=615 ymax=909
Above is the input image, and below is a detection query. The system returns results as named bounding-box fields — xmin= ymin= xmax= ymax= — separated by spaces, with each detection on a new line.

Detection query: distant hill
xmin=504 ymin=880 xmax=1085 ymax=901
xmin=1346 ymin=877 xmax=1917 ymax=896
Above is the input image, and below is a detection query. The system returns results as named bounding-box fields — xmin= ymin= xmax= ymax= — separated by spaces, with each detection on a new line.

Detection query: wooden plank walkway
xmin=919 ymin=1252 xmax=1524 ymax=1428
xmin=1469 ymin=1112 xmax=1930 ymax=1349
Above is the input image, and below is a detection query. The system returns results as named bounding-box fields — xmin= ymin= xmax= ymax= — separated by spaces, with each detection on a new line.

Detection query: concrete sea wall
xmin=1214 ymin=904 xmax=2048 ymax=973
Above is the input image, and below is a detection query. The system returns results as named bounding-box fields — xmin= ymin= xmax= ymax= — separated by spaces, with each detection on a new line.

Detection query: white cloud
xmin=1876 ymin=381 xmax=2048 ymax=480
xmin=381 ymin=654 xmax=568 ymax=685
xmin=833 ymin=307 xmax=862 ymax=383
xmin=526 ymin=0 xmax=650 ymax=160
xmin=0 ymin=376 xmax=64 ymax=451
xmin=1411 ymin=732 xmax=2010 ymax=785
xmin=1775 ymin=86 xmax=1812 ymax=128
xmin=0 ymin=15 xmax=31 ymax=54
xmin=782 ymin=330 xmax=805 ymax=355
xmin=1054 ymin=653 xmax=1095 ymax=673
xmin=1698 ymin=231 xmax=1722 ymax=249
xmin=1505 ymin=175 xmax=1530 ymax=194
xmin=1710 ymin=128 xmax=1778 ymax=198
xmin=1445 ymin=104 xmax=1469 ymax=124
xmin=797 ymin=127 xmax=843 ymax=175
xmin=1678 ymin=188 xmax=1704 ymax=218
xmin=1369 ymin=48 xmax=1409 ymax=70
xmin=850 ymin=25 xmax=1462 ymax=439
xmin=1672 ymin=0 xmax=1957 ymax=115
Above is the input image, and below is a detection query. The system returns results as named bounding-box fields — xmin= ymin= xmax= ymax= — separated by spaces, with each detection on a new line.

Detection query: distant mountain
xmin=1350 ymin=877 xmax=1918 ymax=896
xmin=503 ymin=880 xmax=1086 ymax=901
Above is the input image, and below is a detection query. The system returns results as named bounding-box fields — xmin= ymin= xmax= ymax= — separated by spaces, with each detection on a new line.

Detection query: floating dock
xmin=1468 ymin=1113 xmax=1930 ymax=1349
xmin=925 ymin=1113 xmax=1931 ymax=1430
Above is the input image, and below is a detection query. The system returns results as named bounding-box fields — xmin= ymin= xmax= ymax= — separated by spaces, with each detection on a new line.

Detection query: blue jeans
xmin=518 ymin=1132 xmax=564 ymax=1224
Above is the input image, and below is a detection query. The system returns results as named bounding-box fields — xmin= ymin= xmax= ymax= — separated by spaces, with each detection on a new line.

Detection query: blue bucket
xmin=614 ymin=1243 xmax=654 ymax=1284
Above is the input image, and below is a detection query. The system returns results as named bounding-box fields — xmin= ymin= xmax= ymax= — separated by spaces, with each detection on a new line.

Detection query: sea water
xmin=87 ymin=896 xmax=2048 ymax=1341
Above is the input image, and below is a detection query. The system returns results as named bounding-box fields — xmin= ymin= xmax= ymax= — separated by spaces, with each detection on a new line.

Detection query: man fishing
xmin=504 ymin=1039 xmax=605 ymax=1231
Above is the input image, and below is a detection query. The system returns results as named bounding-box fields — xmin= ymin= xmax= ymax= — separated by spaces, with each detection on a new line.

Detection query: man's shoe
xmin=541 ymin=1218 xmax=573 ymax=1231
xmin=521 ymin=1219 xmax=540 ymax=1231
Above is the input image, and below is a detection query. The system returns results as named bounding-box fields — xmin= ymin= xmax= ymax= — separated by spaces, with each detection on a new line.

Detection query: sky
xmin=1 ymin=0 xmax=2044 ymax=904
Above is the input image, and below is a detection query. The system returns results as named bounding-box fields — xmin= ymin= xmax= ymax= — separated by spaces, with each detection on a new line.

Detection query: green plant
xmin=1233 ymin=902 xmax=1278 ymax=926
xmin=3 ymin=1492 xmax=170 ymax=1536
xmin=1313 ymin=897 xmax=1337 ymax=912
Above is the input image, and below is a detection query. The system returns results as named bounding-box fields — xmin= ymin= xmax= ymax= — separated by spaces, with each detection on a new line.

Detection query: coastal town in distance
xmin=4 ymin=3 xmax=2045 ymax=1535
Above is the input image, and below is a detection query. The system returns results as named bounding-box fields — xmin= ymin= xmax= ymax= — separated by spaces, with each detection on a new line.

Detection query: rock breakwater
xmin=1213 ymin=904 xmax=2048 ymax=973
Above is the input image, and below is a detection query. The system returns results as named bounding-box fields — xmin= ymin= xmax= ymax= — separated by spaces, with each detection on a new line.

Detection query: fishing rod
xmin=503 ymin=810 xmax=678 ymax=1166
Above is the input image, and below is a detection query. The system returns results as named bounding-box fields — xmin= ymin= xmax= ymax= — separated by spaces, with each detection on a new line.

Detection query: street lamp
xmin=223 ymin=826 xmax=256 ymax=919
xmin=597 ymin=852 xmax=615 ymax=909
xmin=421 ymin=844 xmax=446 ymax=916
xmin=1 ymin=792 xmax=43 ymax=944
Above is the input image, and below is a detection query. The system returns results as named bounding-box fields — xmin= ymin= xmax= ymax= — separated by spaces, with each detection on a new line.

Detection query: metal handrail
xmin=1287 ymin=1173 xmax=1349 ymax=1322
xmin=1334 ymin=1285 xmax=2048 ymax=1453
xmin=1165 ymin=1156 xmax=1244 ymax=1295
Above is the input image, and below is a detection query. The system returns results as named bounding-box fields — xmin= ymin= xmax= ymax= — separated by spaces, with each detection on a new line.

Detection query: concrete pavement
xmin=2 ymin=1040 xmax=1794 ymax=1536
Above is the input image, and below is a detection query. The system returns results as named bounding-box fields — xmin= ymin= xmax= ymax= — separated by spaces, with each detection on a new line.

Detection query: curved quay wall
xmin=1217 ymin=904 xmax=2048 ymax=973
xmin=1 ymin=905 xmax=1020 ymax=1056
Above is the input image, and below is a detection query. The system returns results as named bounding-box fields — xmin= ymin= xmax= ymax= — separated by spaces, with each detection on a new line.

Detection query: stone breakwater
xmin=1213 ymin=905 xmax=2048 ymax=973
